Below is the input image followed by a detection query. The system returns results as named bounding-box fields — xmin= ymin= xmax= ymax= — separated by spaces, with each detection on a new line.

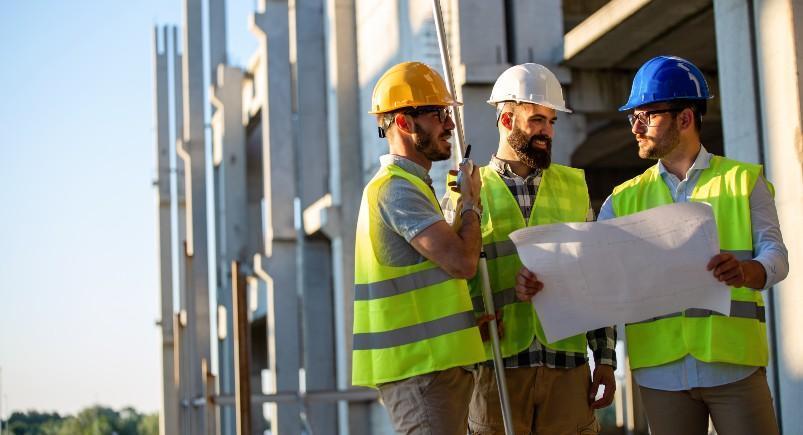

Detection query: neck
xmin=660 ymin=140 xmax=701 ymax=180
xmin=496 ymin=142 xmax=535 ymax=178
xmin=388 ymin=139 xmax=432 ymax=171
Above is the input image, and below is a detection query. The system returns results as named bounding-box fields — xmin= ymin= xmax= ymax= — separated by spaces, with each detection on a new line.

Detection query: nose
xmin=631 ymin=119 xmax=646 ymax=135
xmin=444 ymin=113 xmax=455 ymax=130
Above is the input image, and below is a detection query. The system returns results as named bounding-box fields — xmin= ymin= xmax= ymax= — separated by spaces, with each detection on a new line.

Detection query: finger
xmin=589 ymin=378 xmax=601 ymax=402
xmin=448 ymin=169 xmax=458 ymax=176
xmin=594 ymin=382 xmax=616 ymax=409
xmin=707 ymin=253 xmax=731 ymax=271
xmin=714 ymin=260 xmax=739 ymax=280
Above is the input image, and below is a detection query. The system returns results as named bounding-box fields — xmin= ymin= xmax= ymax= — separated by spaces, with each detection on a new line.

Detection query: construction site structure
xmin=153 ymin=0 xmax=803 ymax=434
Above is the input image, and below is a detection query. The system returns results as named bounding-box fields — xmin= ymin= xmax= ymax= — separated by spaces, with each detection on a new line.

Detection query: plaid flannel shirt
xmin=442 ymin=155 xmax=617 ymax=369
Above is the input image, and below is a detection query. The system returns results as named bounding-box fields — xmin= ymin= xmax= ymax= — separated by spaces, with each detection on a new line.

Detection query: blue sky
xmin=0 ymin=1 xmax=256 ymax=415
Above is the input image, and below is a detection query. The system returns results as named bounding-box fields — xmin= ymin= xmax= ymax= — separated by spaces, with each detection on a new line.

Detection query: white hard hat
xmin=487 ymin=63 xmax=572 ymax=113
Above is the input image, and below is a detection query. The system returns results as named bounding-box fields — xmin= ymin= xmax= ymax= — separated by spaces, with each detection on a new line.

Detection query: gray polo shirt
xmin=372 ymin=154 xmax=444 ymax=266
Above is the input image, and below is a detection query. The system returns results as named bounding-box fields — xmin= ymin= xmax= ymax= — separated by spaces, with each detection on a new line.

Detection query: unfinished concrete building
xmin=153 ymin=0 xmax=803 ymax=433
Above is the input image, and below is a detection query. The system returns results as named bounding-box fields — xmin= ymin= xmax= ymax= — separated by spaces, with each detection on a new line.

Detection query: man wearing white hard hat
xmin=444 ymin=63 xmax=616 ymax=434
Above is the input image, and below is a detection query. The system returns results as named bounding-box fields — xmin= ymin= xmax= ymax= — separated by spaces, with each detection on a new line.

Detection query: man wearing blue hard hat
xmin=597 ymin=55 xmax=789 ymax=435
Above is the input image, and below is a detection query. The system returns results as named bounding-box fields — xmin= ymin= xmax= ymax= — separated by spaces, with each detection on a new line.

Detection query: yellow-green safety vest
xmin=351 ymin=164 xmax=485 ymax=388
xmin=462 ymin=164 xmax=591 ymax=358
xmin=612 ymin=155 xmax=770 ymax=370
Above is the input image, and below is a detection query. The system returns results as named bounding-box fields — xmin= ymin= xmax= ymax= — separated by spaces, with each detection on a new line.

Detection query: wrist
xmin=461 ymin=202 xmax=482 ymax=218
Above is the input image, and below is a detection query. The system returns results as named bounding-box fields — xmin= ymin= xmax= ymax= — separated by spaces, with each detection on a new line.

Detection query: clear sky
xmin=1 ymin=0 xmax=256 ymax=416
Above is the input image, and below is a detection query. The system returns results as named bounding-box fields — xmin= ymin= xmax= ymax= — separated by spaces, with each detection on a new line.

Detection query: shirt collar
xmin=380 ymin=154 xmax=433 ymax=185
xmin=490 ymin=154 xmax=542 ymax=179
xmin=657 ymin=144 xmax=712 ymax=178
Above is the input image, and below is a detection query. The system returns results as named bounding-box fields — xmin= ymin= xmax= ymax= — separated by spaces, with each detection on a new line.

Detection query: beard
xmin=637 ymin=120 xmax=680 ymax=160
xmin=507 ymin=126 xmax=552 ymax=169
xmin=413 ymin=121 xmax=452 ymax=161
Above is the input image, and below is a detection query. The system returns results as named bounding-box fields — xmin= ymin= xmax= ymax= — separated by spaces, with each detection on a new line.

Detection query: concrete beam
xmin=564 ymin=0 xmax=711 ymax=68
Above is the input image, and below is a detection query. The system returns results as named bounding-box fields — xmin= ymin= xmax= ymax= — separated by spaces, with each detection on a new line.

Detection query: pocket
xmin=577 ymin=414 xmax=601 ymax=435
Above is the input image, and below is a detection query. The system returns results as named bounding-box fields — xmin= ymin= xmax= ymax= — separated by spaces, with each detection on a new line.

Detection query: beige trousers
xmin=468 ymin=364 xmax=600 ymax=435
xmin=377 ymin=367 xmax=474 ymax=435
xmin=639 ymin=367 xmax=779 ymax=435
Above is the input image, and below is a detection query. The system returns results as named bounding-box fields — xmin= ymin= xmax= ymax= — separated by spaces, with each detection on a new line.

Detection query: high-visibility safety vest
xmin=612 ymin=155 xmax=770 ymax=370
xmin=468 ymin=164 xmax=590 ymax=358
xmin=351 ymin=164 xmax=485 ymax=388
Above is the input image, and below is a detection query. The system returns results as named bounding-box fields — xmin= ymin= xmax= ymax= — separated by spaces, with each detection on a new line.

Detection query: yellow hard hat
xmin=368 ymin=61 xmax=462 ymax=114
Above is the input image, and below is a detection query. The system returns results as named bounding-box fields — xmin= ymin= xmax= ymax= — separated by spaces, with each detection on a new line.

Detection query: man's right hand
xmin=452 ymin=159 xmax=481 ymax=205
xmin=515 ymin=266 xmax=544 ymax=301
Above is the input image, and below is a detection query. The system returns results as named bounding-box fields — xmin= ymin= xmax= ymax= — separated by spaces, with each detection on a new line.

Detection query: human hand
xmin=448 ymin=159 xmax=480 ymax=205
xmin=477 ymin=310 xmax=503 ymax=341
xmin=707 ymin=253 xmax=746 ymax=287
xmin=589 ymin=364 xmax=616 ymax=409
xmin=515 ymin=266 xmax=543 ymax=301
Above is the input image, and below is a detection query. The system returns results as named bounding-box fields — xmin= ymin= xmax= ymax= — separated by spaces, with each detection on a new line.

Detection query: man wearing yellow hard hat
xmin=350 ymin=61 xmax=487 ymax=434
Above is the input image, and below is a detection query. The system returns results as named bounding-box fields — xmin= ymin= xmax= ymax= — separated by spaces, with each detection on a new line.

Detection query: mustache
xmin=529 ymin=134 xmax=552 ymax=147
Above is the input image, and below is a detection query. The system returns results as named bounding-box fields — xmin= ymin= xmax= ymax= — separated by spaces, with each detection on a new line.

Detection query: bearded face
xmin=412 ymin=120 xmax=452 ymax=161
xmin=507 ymin=124 xmax=552 ymax=169
xmin=636 ymin=117 xmax=680 ymax=160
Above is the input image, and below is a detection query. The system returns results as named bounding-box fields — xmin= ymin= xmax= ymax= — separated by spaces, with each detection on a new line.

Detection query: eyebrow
xmin=529 ymin=114 xmax=558 ymax=122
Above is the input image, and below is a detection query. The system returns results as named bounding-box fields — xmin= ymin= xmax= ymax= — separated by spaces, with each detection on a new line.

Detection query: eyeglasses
xmin=404 ymin=106 xmax=453 ymax=124
xmin=627 ymin=108 xmax=683 ymax=127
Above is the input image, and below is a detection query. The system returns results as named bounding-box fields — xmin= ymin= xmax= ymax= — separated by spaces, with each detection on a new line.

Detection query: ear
xmin=678 ymin=108 xmax=694 ymax=130
xmin=395 ymin=113 xmax=411 ymax=133
xmin=500 ymin=111 xmax=514 ymax=130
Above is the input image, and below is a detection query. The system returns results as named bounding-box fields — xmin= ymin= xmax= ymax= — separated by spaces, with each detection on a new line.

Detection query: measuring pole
xmin=430 ymin=1 xmax=515 ymax=434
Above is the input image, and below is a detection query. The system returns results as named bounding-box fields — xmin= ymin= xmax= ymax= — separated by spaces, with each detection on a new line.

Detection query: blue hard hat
xmin=619 ymin=56 xmax=713 ymax=111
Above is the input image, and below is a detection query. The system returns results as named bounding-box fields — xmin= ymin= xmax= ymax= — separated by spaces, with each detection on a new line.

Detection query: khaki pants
xmin=378 ymin=367 xmax=473 ymax=435
xmin=639 ymin=368 xmax=779 ymax=435
xmin=469 ymin=364 xmax=600 ymax=435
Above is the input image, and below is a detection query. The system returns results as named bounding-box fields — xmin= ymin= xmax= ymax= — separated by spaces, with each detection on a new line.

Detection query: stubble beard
xmin=413 ymin=121 xmax=452 ymax=161
xmin=638 ymin=120 xmax=680 ymax=160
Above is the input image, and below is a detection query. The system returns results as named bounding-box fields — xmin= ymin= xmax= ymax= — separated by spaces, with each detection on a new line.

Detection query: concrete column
xmin=323 ymin=0 xmax=375 ymax=433
xmin=211 ymin=64 xmax=246 ymax=435
xmin=153 ymin=25 xmax=180 ymax=435
xmin=250 ymin=1 xmax=302 ymax=433
xmin=290 ymin=0 xmax=338 ymax=431
xmin=713 ymin=0 xmax=763 ymax=163
xmin=753 ymin=0 xmax=803 ymax=432
xmin=178 ymin=0 xmax=212 ymax=432
xmin=209 ymin=0 xmax=227 ymax=78
xmin=451 ymin=0 xmax=509 ymax=164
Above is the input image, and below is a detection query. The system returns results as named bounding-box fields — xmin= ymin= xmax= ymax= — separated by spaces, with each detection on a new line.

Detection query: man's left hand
xmin=707 ymin=253 xmax=746 ymax=287
xmin=589 ymin=364 xmax=616 ymax=409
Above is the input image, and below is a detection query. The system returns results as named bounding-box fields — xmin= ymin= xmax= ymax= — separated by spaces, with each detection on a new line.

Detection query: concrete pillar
xmin=250 ymin=1 xmax=302 ymax=432
xmin=178 ymin=0 xmax=212 ymax=432
xmin=153 ymin=25 xmax=180 ymax=435
xmin=448 ymin=0 xmax=509 ymax=165
xmin=209 ymin=0 xmax=227 ymax=78
xmin=753 ymin=0 xmax=803 ymax=432
xmin=714 ymin=0 xmax=763 ymax=163
xmin=289 ymin=0 xmax=339 ymax=431
xmin=211 ymin=64 xmax=246 ymax=435
xmin=323 ymin=0 xmax=376 ymax=433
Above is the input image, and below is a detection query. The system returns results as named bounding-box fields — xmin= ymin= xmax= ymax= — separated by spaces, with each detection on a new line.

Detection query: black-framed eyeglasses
xmin=627 ymin=108 xmax=683 ymax=127
xmin=404 ymin=106 xmax=453 ymax=124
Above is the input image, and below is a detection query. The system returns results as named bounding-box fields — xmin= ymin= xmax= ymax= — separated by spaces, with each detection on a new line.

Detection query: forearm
xmin=455 ymin=209 xmax=482 ymax=275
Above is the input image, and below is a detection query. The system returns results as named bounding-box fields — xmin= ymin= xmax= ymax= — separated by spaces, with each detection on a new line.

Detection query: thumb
xmin=589 ymin=374 xmax=601 ymax=401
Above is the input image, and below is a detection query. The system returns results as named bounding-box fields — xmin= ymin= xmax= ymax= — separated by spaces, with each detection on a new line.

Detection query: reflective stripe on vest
xmin=613 ymin=155 xmax=769 ymax=369
xmin=466 ymin=164 xmax=590 ymax=358
xmin=351 ymin=164 xmax=485 ymax=388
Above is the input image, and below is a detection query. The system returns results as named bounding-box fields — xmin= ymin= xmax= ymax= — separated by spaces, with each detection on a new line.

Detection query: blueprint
xmin=508 ymin=202 xmax=732 ymax=343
